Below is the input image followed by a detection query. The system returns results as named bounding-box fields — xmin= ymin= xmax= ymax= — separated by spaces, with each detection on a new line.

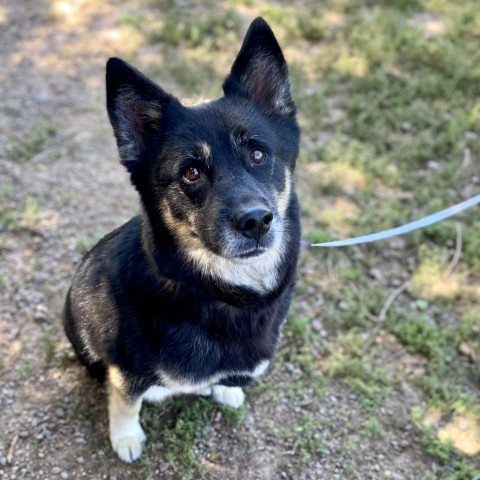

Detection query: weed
xmin=42 ymin=326 xmax=57 ymax=365
xmin=152 ymin=9 xmax=242 ymax=51
xmin=142 ymin=397 xmax=214 ymax=478
xmin=118 ymin=12 xmax=148 ymax=31
xmin=221 ymin=403 xmax=247 ymax=427
xmin=284 ymin=412 xmax=325 ymax=461
xmin=386 ymin=309 xmax=445 ymax=360
xmin=362 ymin=417 xmax=386 ymax=440
xmin=11 ymin=121 xmax=57 ymax=162
xmin=323 ymin=353 xmax=390 ymax=410
xmin=17 ymin=359 xmax=35 ymax=380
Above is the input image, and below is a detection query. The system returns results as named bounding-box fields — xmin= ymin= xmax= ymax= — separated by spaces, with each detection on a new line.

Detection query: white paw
xmin=142 ymin=385 xmax=172 ymax=403
xmin=196 ymin=387 xmax=212 ymax=396
xmin=110 ymin=423 xmax=147 ymax=463
xmin=212 ymin=385 xmax=245 ymax=408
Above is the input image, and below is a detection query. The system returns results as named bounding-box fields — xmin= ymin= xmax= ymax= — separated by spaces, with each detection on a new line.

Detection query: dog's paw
xmin=212 ymin=385 xmax=245 ymax=408
xmin=142 ymin=385 xmax=172 ymax=403
xmin=196 ymin=387 xmax=212 ymax=396
xmin=110 ymin=424 xmax=147 ymax=463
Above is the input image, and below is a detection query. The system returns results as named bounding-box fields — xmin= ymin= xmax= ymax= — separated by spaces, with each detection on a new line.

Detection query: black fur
xmin=64 ymin=17 xmax=301 ymax=401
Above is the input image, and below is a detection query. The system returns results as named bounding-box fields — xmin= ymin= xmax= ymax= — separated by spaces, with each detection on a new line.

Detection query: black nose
xmin=234 ymin=207 xmax=273 ymax=240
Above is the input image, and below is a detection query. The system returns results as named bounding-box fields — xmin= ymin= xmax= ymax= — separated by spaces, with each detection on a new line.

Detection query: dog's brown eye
xmin=249 ymin=147 xmax=266 ymax=165
xmin=184 ymin=167 xmax=201 ymax=183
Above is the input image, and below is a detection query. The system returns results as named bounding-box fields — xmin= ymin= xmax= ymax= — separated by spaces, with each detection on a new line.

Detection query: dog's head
xmin=106 ymin=18 xmax=299 ymax=289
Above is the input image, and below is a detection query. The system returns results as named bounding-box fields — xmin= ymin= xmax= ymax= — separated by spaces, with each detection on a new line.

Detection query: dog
xmin=63 ymin=17 xmax=300 ymax=463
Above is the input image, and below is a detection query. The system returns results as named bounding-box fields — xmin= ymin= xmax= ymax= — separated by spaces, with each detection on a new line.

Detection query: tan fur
xmin=197 ymin=141 xmax=211 ymax=159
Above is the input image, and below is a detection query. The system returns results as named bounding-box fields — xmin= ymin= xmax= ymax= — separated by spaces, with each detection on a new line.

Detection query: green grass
xmin=138 ymin=396 xmax=250 ymax=478
xmin=11 ymin=121 xmax=57 ymax=162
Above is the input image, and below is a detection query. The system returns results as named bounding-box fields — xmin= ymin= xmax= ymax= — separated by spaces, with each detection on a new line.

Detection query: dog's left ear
xmin=106 ymin=58 xmax=173 ymax=173
xmin=223 ymin=17 xmax=295 ymax=117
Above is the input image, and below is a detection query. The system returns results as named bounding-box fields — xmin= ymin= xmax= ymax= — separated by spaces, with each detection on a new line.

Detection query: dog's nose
xmin=234 ymin=207 xmax=273 ymax=240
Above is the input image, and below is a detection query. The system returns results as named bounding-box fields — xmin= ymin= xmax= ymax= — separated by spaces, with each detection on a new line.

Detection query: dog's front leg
xmin=108 ymin=367 xmax=146 ymax=463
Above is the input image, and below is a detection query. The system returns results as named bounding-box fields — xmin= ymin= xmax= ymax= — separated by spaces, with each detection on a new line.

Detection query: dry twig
xmin=7 ymin=434 xmax=19 ymax=465
xmin=444 ymin=222 xmax=462 ymax=277
xmin=377 ymin=281 xmax=409 ymax=322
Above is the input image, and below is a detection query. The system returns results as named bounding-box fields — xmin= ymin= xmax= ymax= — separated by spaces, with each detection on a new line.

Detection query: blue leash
xmin=309 ymin=193 xmax=480 ymax=248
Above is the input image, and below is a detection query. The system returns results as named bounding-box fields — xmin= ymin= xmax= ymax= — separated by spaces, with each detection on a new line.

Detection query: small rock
xmin=55 ymin=408 xmax=65 ymax=418
xmin=33 ymin=304 xmax=49 ymax=323
xmin=390 ymin=278 xmax=403 ymax=287
xmin=285 ymin=362 xmax=296 ymax=374
xmin=338 ymin=300 xmax=349 ymax=311
xmin=52 ymin=467 xmax=61 ymax=474
xmin=61 ymin=472 xmax=68 ymax=479
xmin=389 ymin=237 xmax=406 ymax=250
xmin=33 ymin=272 xmax=49 ymax=284
xmin=427 ymin=160 xmax=441 ymax=170
xmin=369 ymin=267 xmax=383 ymax=280
xmin=465 ymin=131 xmax=479 ymax=141
xmin=311 ymin=320 xmax=323 ymax=333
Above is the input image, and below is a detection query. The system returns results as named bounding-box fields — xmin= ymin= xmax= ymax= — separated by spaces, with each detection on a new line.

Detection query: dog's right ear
xmin=223 ymin=18 xmax=295 ymax=117
xmin=106 ymin=58 xmax=171 ymax=172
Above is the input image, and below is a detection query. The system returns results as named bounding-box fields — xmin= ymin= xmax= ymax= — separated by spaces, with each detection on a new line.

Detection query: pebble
xmin=33 ymin=304 xmax=49 ymax=323
xmin=52 ymin=467 xmax=61 ymax=475
xmin=427 ymin=160 xmax=441 ymax=170
xmin=338 ymin=301 xmax=349 ymax=311
xmin=369 ymin=267 xmax=383 ymax=280
xmin=311 ymin=319 xmax=324 ymax=333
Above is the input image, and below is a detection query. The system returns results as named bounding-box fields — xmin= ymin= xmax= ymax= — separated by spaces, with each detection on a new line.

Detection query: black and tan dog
xmin=64 ymin=17 xmax=301 ymax=462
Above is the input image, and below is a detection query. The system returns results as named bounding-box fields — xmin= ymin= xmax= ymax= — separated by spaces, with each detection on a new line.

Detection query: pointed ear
xmin=222 ymin=17 xmax=295 ymax=117
xmin=106 ymin=58 xmax=171 ymax=172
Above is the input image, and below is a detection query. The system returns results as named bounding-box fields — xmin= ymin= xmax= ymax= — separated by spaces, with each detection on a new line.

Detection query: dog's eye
xmin=184 ymin=167 xmax=202 ymax=183
xmin=249 ymin=147 xmax=266 ymax=165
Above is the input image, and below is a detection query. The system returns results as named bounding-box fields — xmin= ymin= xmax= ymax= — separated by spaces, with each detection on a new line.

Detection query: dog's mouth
xmin=236 ymin=246 xmax=268 ymax=259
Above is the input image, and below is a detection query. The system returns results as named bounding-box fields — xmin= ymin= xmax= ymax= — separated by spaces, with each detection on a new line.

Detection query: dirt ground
xmin=1 ymin=1 xmax=479 ymax=479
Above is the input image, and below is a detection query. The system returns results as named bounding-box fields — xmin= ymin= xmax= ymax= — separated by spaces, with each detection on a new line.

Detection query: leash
xmin=309 ymin=193 xmax=480 ymax=248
